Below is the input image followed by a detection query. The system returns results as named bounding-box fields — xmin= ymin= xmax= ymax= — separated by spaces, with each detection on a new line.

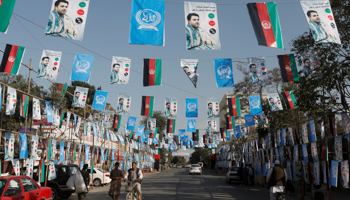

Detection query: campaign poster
xmin=341 ymin=160 xmax=349 ymax=188
xmin=207 ymin=119 xmax=217 ymax=132
xmin=267 ymin=93 xmax=283 ymax=112
xmin=4 ymin=132 xmax=14 ymax=161
xmin=247 ymin=57 xmax=268 ymax=84
xmin=117 ymin=94 xmax=131 ymax=114
xmin=207 ymin=98 xmax=219 ymax=118
xmin=341 ymin=113 xmax=350 ymax=135
xmin=110 ymin=56 xmax=131 ymax=84
xmin=180 ymin=59 xmax=199 ymax=88
xmin=334 ymin=135 xmax=343 ymax=161
xmin=300 ymin=51 xmax=319 ymax=78
xmin=164 ymin=97 xmax=177 ymax=119
xmin=32 ymin=98 xmax=41 ymax=120
xmin=146 ymin=118 xmax=156 ymax=133
xmin=184 ymin=2 xmax=221 ymax=50
xmin=6 ymin=86 xmax=16 ymax=115
xmin=311 ymin=142 xmax=319 ymax=162
xmin=45 ymin=0 xmax=90 ymax=41
xmin=72 ymin=86 xmax=88 ymax=108
xmin=37 ymin=50 xmax=62 ymax=82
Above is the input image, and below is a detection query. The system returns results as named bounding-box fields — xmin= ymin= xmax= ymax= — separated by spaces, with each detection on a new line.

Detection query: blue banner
xmin=186 ymin=98 xmax=198 ymax=117
xmin=92 ymin=91 xmax=108 ymax=111
xmin=281 ymin=128 xmax=286 ymax=146
xmin=136 ymin=125 xmax=145 ymax=136
xmin=111 ymin=149 xmax=115 ymax=161
xmin=244 ymin=114 xmax=255 ymax=127
xmin=309 ymin=120 xmax=317 ymax=142
xmin=329 ymin=160 xmax=338 ymax=187
xmin=106 ymin=131 xmax=110 ymax=141
xmin=142 ymin=132 xmax=149 ymax=142
xmin=85 ymin=145 xmax=90 ymax=160
xmin=234 ymin=126 xmax=241 ymax=138
xmin=226 ymin=131 xmax=231 ymax=141
xmin=45 ymin=101 xmax=53 ymax=123
xmin=214 ymin=59 xmax=234 ymax=88
xmin=92 ymin=123 xmax=98 ymax=137
xmin=126 ymin=116 xmax=137 ymax=131
xmin=19 ymin=133 xmax=28 ymax=159
xmin=101 ymin=148 xmax=105 ymax=161
xmin=302 ymin=144 xmax=308 ymax=164
xmin=60 ymin=142 xmax=65 ymax=161
xmin=187 ymin=119 xmax=196 ymax=132
xmin=70 ymin=54 xmax=94 ymax=82
xmin=249 ymin=95 xmax=262 ymax=115
xmin=178 ymin=129 xmax=186 ymax=140
xmin=129 ymin=0 xmax=165 ymax=46
xmin=183 ymin=136 xmax=189 ymax=146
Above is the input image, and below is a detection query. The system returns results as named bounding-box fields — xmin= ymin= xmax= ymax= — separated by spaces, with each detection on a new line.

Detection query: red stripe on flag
xmin=256 ymin=3 xmax=276 ymax=48
xmin=4 ymin=45 xmax=18 ymax=73
xmin=228 ymin=117 xmax=233 ymax=129
xmin=169 ymin=119 xmax=173 ymax=133
xmin=285 ymin=91 xmax=295 ymax=109
xmin=231 ymin=98 xmax=237 ymax=116
xmin=145 ymin=96 xmax=150 ymax=116
xmin=149 ymin=59 xmax=156 ymax=86
xmin=283 ymin=55 xmax=294 ymax=82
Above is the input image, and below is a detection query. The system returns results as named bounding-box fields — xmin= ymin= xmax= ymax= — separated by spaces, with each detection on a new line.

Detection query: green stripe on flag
xmin=117 ymin=115 xmax=122 ymax=131
xmin=48 ymin=139 xmax=52 ymax=160
xmin=129 ymin=130 xmax=134 ymax=138
xmin=0 ymin=0 xmax=16 ymax=33
xmin=288 ymin=54 xmax=299 ymax=82
xmin=266 ymin=2 xmax=283 ymax=49
xmin=40 ymin=160 xmax=45 ymax=182
xmin=289 ymin=91 xmax=298 ymax=108
xmin=236 ymin=97 xmax=241 ymax=116
xmin=196 ymin=129 xmax=199 ymax=141
xmin=172 ymin=119 xmax=176 ymax=133
xmin=23 ymin=95 xmax=28 ymax=117
xmin=149 ymin=97 xmax=154 ymax=117
xmin=10 ymin=46 xmax=25 ymax=75
xmin=153 ymin=129 xmax=158 ymax=138
xmin=73 ymin=144 xmax=76 ymax=161
xmin=59 ymin=110 xmax=65 ymax=128
xmin=91 ymin=147 xmax=95 ymax=174
xmin=155 ymin=59 xmax=162 ymax=85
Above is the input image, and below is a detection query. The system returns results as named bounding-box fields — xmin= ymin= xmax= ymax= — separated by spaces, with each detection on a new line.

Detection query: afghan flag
xmin=281 ymin=91 xmax=297 ymax=109
xmin=129 ymin=130 xmax=134 ymax=139
xmin=226 ymin=116 xmax=235 ymax=130
xmin=227 ymin=97 xmax=241 ymax=117
xmin=0 ymin=44 xmax=25 ymax=75
xmin=141 ymin=96 xmax=154 ymax=117
xmin=113 ymin=114 xmax=122 ymax=132
xmin=57 ymin=84 xmax=68 ymax=98
xmin=192 ymin=130 xmax=199 ymax=142
xmin=40 ymin=159 xmax=45 ymax=182
xmin=19 ymin=94 xmax=28 ymax=117
xmin=59 ymin=109 xmax=65 ymax=128
xmin=0 ymin=0 xmax=16 ymax=33
xmin=166 ymin=119 xmax=175 ymax=133
xmin=143 ymin=59 xmax=162 ymax=87
xmin=220 ymin=128 xmax=226 ymax=140
xmin=247 ymin=2 xmax=283 ymax=49
xmin=278 ymin=54 xmax=299 ymax=83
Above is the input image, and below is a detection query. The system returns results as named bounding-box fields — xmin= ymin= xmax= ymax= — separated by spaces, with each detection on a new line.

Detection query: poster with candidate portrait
xmin=302 ymin=123 xmax=309 ymax=144
xmin=4 ymin=132 xmax=14 ymax=161
xmin=334 ymin=135 xmax=343 ymax=161
xmin=341 ymin=160 xmax=349 ymax=188
xmin=6 ymin=87 xmax=16 ymax=115
xmin=37 ymin=50 xmax=62 ymax=82
xmin=207 ymin=98 xmax=219 ymax=118
xmin=72 ymin=86 xmax=88 ymax=108
xmin=206 ymin=119 xmax=217 ymax=132
xmin=247 ymin=57 xmax=268 ymax=85
xmin=146 ymin=118 xmax=156 ymax=133
xmin=164 ymin=97 xmax=177 ymax=119
xmin=314 ymin=161 xmax=320 ymax=185
xmin=180 ymin=59 xmax=199 ymax=88
xmin=46 ymin=0 xmax=90 ymax=41
xmin=300 ymin=51 xmax=319 ymax=78
xmin=32 ymin=98 xmax=41 ymax=120
xmin=117 ymin=94 xmax=131 ymax=114
xmin=311 ymin=142 xmax=319 ymax=162
xmin=267 ymin=93 xmax=283 ymax=112
xmin=184 ymin=2 xmax=221 ymax=50
xmin=111 ymin=56 xmax=131 ymax=85
xmin=341 ymin=113 xmax=350 ymax=135
xmin=300 ymin=0 xmax=341 ymax=44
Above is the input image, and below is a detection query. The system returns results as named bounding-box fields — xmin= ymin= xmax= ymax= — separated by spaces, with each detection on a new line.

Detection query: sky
xmin=0 ymin=0 xmax=311 ymax=139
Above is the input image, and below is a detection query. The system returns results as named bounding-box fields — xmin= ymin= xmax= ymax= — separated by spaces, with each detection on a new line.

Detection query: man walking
xmin=109 ymin=162 xmax=124 ymax=200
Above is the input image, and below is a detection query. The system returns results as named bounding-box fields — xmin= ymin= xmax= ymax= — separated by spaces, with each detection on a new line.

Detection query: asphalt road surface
xmin=67 ymin=168 xmax=348 ymax=200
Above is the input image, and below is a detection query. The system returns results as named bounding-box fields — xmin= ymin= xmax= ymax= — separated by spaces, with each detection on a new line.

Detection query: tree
xmin=189 ymin=148 xmax=210 ymax=168
xmin=171 ymin=156 xmax=186 ymax=165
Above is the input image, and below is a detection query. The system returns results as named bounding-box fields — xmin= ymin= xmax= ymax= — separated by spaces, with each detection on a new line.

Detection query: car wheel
xmin=94 ymin=178 xmax=102 ymax=186
xmin=50 ymin=187 xmax=58 ymax=200
xmin=59 ymin=192 xmax=72 ymax=199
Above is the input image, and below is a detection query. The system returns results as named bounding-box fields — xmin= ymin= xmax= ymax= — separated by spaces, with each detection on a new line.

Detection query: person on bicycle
xmin=124 ymin=162 xmax=143 ymax=200
xmin=267 ymin=160 xmax=288 ymax=200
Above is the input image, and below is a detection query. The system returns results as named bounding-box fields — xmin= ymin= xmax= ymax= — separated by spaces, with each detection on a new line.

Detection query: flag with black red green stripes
xmin=143 ymin=59 xmax=162 ymax=87
xmin=19 ymin=93 xmax=28 ymax=117
xmin=141 ymin=96 xmax=154 ymax=117
xmin=278 ymin=54 xmax=299 ymax=83
xmin=281 ymin=91 xmax=297 ymax=109
xmin=0 ymin=44 xmax=25 ymax=75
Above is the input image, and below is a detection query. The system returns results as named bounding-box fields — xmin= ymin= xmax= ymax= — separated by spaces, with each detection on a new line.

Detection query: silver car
xmin=189 ymin=164 xmax=202 ymax=175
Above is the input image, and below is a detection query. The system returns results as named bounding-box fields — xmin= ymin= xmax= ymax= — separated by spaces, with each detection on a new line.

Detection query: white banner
xmin=207 ymin=98 xmax=219 ymax=118
xmin=247 ymin=57 xmax=269 ymax=85
xmin=111 ymin=56 xmax=131 ymax=84
xmin=267 ymin=93 xmax=283 ymax=112
xmin=6 ymin=87 xmax=16 ymax=115
xmin=72 ymin=86 xmax=88 ymax=108
xmin=117 ymin=94 xmax=131 ymax=114
xmin=164 ymin=97 xmax=177 ymax=119
xmin=32 ymin=98 xmax=41 ymax=120
xmin=37 ymin=50 xmax=62 ymax=82
xmin=180 ymin=59 xmax=199 ymax=88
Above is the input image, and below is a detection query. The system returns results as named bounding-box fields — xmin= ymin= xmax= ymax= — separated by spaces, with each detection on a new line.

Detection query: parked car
xmin=0 ymin=175 xmax=52 ymax=200
xmin=189 ymin=164 xmax=202 ymax=175
xmin=185 ymin=164 xmax=191 ymax=168
xmin=176 ymin=165 xmax=182 ymax=168
xmin=226 ymin=166 xmax=242 ymax=183
xmin=87 ymin=168 xmax=111 ymax=186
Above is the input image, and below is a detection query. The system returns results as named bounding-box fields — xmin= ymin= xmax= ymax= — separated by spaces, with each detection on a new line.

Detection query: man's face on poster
xmin=188 ymin=16 xmax=200 ymax=28
xmin=119 ymin=98 xmax=124 ymax=104
xmin=166 ymin=103 xmax=170 ymax=109
xmin=113 ymin=64 xmax=120 ymax=72
xmin=55 ymin=2 xmax=68 ymax=15
xmin=208 ymin=103 xmax=212 ymax=109
xmin=304 ymin=59 xmax=310 ymax=68
xmin=75 ymin=92 xmax=80 ymax=98
xmin=309 ymin=12 xmax=321 ymax=23
xmin=250 ymin=64 xmax=257 ymax=73
xmin=269 ymin=98 xmax=274 ymax=104
xmin=42 ymin=58 xmax=49 ymax=66
xmin=6 ymin=94 xmax=10 ymax=102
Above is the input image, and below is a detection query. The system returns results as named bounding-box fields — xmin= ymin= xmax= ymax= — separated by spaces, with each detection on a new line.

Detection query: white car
xmin=185 ymin=164 xmax=191 ymax=168
xmin=189 ymin=164 xmax=202 ymax=175
xmin=88 ymin=168 xmax=111 ymax=186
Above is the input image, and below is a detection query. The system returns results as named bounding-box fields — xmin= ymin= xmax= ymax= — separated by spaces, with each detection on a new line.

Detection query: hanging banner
xmin=246 ymin=2 xmax=283 ymax=49
xmin=0 ymin=0 xmax=16 ymax=33
xmin=178 ymin=129 xmax=186 ymax=140
xmin=187 ymin=119 xmax=196 ymax=132
xmin=70 ymin=54 xmax=94 ymax=82
xmin=26 ymin=158 xmax=34 ymax=178
xmin=184 ymin=2 xmax=221 ymax=50
xmin=293 ymin=145 xmax=299 ymax=162
xmin=335 ymin=135 xmax=343 ymax=161
xmin=12 ymin=159 xmax=20 ymax=176
xmin=256 ymin=113 xmax=267 ymax=125
xmin=136 ymin=126 xmax=145 ymax=136
xmin=19 ymin=133 xmax=28 ymax=159
xmin=6 ymin=86 xmax=16 ymax=115
xmin=48 ymin=161 xmax=56 ymax=181
xmin=146 ymin=118 xmax=156 ymax=133
xmin=300 ymin=51 xmax=319 ymax=78
xmin=300 ymin=0 xmax=340 ymax=44
xmin=278 ymin=54 xmax=299 ymax=83
xmin=226 ymin=116 xmax=235 ymax=130
xmin=341 ymin=160 xmax=349 ymax=188
xmin=227 ymin=97 xmax=241 ymax=117
xmin=45 ymin=101 xmax=53 ymax=123
xmin=126 ymin=116 xmax=137 ymax=131
xmin=341 ymin=113 xmax=350 ymax=135
xmin=129 ymin=0 xmax=165 ymax=46
xmin=247 ymin=57 xmax=269 ymax=84
xmin=249 ymin=95 xmax=262 ymax=115
xmin=141 ymin=96 xmax=154 ymax=117
xmin=164 ymin=97 xmax=177 ymax=119
xmin=117 ymin=94 xmax=131 ymax=114
xmin=214 ymin=59 xmax=234 ymax=88
xmin=309 ymin=120 xmax=317 ymax=142
xmin=37 ymin=50 xmax=62 ymax=82
xmin=0 ymin=44 xmax=25 ymax=75
xmin=31 ymin=136 xmax=38 ymax=160
xmin=281 ymin=91 xmax=297 ymax=109
xmin=4 ymin=132 xmax=14 ymax=161
xmin=85 ymin=145 xmax=90 ymax=161
xmin=244 ymin=114 xmax=255 ymax=127
xmin=302 ymin=144 xmax=309 ymax=164
xmin=329 ymin=160 xmax=338 ymax=187
xmin=45 ymin=0 xmax=90 ymax=41
xmin=311 ymin=142 xmax=319 ymax=162
xmin=32 ymin=98 xmax=41 ymax=120
xmin=207 ymin=119 xmax=217 ymax=131
xmin=186 ymin=98 xmax=198 ymax=118
xmin=267 ymin=93 xmax=283 ymax=112
xmin=302 ymin=123 xmax=309 ymax=144
xmin=207 ymin=98 xmax=219 ymax=118
xmin=110 ymin=56 xmax=131 ymax=84
xmin=280 ymin=128 xmax=286 ymax=146
xmin=180 ymin=59 xmax=199 ymax=88
xmin=59 ymin=142 xmax=65 ymax=162
xmin=92 ymin=90 xmax=108 ymax=111
xmin=143 ymin=58 xmax=162 ymax=87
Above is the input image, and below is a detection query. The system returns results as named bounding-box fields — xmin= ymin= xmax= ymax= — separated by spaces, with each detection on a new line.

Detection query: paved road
xmin=67 ymin=168 xmax=349 ymax=200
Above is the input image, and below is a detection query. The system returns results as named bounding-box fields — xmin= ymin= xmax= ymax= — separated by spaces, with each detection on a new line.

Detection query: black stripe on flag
xmin=281 ymin=92 xmax=290 ymax=109
xmin=143 ymin=59 xmax=150 ymax=86
xmin=278 ymin=55 xmax=289 ymax=82
xmin=141 ymin=96 xmax=146 ymax=116
xmin=227 ymin=98 xmax=233 ymax=116
xmin=0 ymin=44 xmax=12 ymax=72
xmin=247 ymin=3 xmax=267 ymax=47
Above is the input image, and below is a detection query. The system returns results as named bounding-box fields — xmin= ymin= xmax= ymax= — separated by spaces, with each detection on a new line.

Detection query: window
xmin=87 ymin=169 xmax=96 ymax=174
xmin=0 ymin=180 xmax=7 ymax=196
xmin=4 ymin=179 xmax=22 ymax=197
xmin=20 ymin=178 xmax=38 ymax=192
xmin=191 ymin=164 xmax=200 ymax=167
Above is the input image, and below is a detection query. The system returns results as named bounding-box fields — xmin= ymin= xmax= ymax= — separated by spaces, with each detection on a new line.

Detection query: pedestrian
xmin=248 ymin=165 xmax=254 ymax=186
xmin=267 ymin=160 xmax=288 ymax=200
xmin=78 ymin=164 xmax=90 ymax=200
xmin=109 ymin=162 xmax=124 ymax=200
xmin=243 ymin=165 xmax=249 ymax=186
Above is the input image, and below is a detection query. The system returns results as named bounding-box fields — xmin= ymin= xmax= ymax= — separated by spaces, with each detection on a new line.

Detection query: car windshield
xmin=191 ymin=164 xmax=200 ymax=167
xmin=97 ymin=169 xmax=109 ymax=173
xmin=230 ymin=167 xmax=240 ymax=171
xmin=0 ymin=180 xmax=7 ymax=196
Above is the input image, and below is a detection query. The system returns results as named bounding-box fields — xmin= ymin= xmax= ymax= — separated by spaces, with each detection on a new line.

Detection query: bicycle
xmin=125 ymin=181 xmax=139 ymax=200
